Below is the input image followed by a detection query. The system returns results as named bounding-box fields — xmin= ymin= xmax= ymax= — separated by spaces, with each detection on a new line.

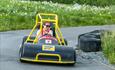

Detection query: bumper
xmin=20 ymin=53 xmax=75 ymax=64
xmin=20 ymin=58 xmax=75 ymax=64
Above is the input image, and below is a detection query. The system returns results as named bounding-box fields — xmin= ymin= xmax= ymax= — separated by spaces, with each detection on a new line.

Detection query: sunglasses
xmin=46 ymin=25 xmax=50 ymax=27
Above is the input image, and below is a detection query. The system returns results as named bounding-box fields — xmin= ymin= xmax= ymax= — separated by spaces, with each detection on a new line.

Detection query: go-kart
xmin=19 ymin=13 xmax=76 ymax=64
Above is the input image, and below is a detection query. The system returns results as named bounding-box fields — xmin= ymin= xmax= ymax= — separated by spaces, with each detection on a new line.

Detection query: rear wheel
xmin=60 ymin=38 xmax=68 ymax=45
xmin=64 ymin=39 xmax=68 ymax=45
xmin=22 ymin=36 xmax=28 ymax=45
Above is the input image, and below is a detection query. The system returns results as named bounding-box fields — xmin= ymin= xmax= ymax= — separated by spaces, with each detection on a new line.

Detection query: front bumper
xmin=20 ymin=53 xmax=75 ymax=64
xmin=20 ymin=58 xmax=75 ymax=64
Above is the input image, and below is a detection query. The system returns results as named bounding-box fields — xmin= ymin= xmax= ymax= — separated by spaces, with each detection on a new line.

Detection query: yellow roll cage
xmin=26 ymin=13 xmax=66 ymax=45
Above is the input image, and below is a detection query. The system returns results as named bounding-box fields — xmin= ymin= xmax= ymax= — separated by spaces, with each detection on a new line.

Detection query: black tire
xmin=64 ymin=39 xmax=68 ymax=45
xmin=74 ymin=51 xmax=76 ymax=62
xmin=22 ymin=36 xmax=28 ymax=46
xmin=78 ymin=30 xmax=102 ymax=52
xmin=73 ymin=51 xmax=76 ymax=65
xmin=60 ymin=38 xmax=68 ymax=45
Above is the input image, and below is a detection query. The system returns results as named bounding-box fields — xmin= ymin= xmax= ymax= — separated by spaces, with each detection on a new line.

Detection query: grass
xmin=102 ymin=31 xmax=115 ymax=64
xmin=0 ymin=0 xmax=115 ymax=31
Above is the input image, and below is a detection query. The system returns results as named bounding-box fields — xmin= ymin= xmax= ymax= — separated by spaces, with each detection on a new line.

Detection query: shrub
xmin=102 ymin=31 xmax=115 ymax=64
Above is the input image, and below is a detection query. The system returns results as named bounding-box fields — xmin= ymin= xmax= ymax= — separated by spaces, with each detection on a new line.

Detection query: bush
xmin=28 ymin=0 xmax=115 ymax=6
xmin=102 ymin=31 xmax=115 ymax=64
xmin=0 ymin=0 xmax=115 ymax=31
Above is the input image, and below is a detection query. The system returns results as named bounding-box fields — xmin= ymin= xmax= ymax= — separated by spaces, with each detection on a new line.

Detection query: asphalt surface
xmin=0 ymin=25 xmax=115 ymax=70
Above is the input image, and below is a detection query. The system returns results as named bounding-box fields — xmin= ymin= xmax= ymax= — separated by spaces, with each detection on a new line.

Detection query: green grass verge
xmin=102 ymin=31 xmax=115 ymax=64
xmin=0 ymin=0 xmax=115 ymax=31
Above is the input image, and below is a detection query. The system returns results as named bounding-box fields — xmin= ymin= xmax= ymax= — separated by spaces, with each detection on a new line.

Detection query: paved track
xmin=0 ymin=25 xmax=115 ymax=70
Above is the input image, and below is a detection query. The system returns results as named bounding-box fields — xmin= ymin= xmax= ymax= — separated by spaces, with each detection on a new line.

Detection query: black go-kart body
xmin=20 ymin=35 xmax=76 ymax=64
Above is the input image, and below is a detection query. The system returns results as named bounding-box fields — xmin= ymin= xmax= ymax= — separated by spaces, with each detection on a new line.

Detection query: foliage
xmin=0 ymin=0 xmax=115 ymax=31
xmin=102 ymin=31 xmax=115 ymax=64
